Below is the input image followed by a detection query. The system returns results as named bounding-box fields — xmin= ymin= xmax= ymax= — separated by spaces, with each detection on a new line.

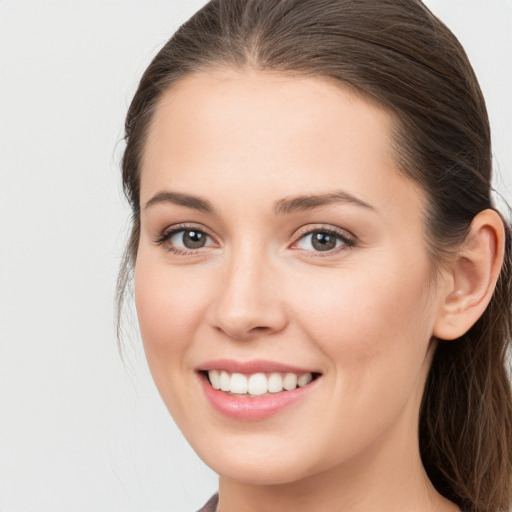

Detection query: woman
xmin=117 ymin=1 xmax=512 ymax=511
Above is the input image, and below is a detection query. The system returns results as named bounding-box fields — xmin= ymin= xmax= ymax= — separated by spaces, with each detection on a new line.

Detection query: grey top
xmin=196 ymin=494 xmax=219 ymax=512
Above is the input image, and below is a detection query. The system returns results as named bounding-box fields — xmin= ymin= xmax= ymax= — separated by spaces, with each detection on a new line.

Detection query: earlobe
xmin=433 ymin=209 xmax=506 ymax=341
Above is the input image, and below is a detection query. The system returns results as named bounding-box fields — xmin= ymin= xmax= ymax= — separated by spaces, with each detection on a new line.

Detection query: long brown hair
xmin=117 ymin=1 xmax=512 ymax=510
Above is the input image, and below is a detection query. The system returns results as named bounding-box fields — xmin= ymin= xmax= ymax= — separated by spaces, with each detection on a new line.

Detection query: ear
xmin=433 ymin=209 xmax=506 ymax=341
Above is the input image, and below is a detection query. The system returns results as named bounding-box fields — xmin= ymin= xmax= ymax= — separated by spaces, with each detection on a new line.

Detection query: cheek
xmin=284 ymin=258 xmax=436 ymax=461
xmin=133 ymin=250 xmax=220 ymax=426
xmin=134 ymin=250 xmax=211 ymax=368
xmin=291 ymin=255 xmax=434 ymax=372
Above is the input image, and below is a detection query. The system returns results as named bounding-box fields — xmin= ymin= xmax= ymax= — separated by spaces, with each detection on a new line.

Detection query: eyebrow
xmin=144 ymin=189 xmax=375 ymax=214
xmin=274 ymin=190 xmax=375 ymax=215
xmin=144 ymin=191 xmax=215 ymax=213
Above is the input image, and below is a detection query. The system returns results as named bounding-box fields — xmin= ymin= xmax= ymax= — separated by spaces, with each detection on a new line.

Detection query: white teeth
xmin=219 ymin=370 xmax=231 ymax=392
xmin=230 ymin=373 xmax=248 ymax=394
xmin=209 ymin=369 xmax=221 ymax=390
xmin=283 ymin=373 xmax=298 ymax=391
xmin=248 ymin=373 xmax=267 ymax=396
xmin=268 ymin=372 xmax=284 ymax=393
xmin=298 ymin=373 xmax=313 ymax=387
xmin=207 ymin=370 xmax=315 ymax=396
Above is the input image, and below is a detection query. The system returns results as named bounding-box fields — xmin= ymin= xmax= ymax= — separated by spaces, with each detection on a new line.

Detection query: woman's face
xmin=135 ymin=70 xmax=446 ymax=485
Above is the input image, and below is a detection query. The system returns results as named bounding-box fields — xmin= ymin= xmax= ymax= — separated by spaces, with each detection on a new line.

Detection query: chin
xmin=210 ymin=457 xmax=314 ymax=486
xmin=192 ymin=433 xmax=326 ymax=486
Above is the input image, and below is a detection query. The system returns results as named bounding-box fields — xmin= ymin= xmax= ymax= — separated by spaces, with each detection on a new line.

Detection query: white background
xmin=0 ymin=1 xmax=511 ymax=511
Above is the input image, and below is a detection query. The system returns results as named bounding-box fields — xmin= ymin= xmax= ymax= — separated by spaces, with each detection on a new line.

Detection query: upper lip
xmin=196 ymin=359 xmax=320 ymax=374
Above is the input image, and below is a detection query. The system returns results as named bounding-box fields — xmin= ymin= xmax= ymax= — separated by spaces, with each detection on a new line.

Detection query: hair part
xmin=117 ymin=1 xmax=512 ymax=510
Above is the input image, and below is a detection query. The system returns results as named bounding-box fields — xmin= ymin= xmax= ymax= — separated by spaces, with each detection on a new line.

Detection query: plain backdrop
xmin=0 ymin=1 xmax=511 ymax=511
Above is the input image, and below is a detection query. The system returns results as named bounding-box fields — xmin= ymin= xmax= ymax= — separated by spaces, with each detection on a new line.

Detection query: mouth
xmin=196 ymin=360 xmax=322 ymax=420
xmin=201 ymin=369 xmax=321 ymax=397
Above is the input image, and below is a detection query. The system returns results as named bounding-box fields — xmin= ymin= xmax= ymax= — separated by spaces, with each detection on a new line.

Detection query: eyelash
xmin=292 ymin=226 xmax=356 ymax=257
xmin=154 ymin=224 xmax=217 ymax=256
xmin=154 ymin=223 xmax=356 ymax=257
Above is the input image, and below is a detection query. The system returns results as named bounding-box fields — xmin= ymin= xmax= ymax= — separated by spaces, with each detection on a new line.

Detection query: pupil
xmin=183 ymin=230 xmax=206 ymax=249
xmin=312 ymin=232 xmax=336 ymax=251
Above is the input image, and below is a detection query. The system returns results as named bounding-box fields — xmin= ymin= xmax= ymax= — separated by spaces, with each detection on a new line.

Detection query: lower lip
xmin=199 ymin=373 xmax=318 ymax=421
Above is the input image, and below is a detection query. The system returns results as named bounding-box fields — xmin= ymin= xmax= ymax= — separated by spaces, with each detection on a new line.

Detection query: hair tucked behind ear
xmin=118 ymin=1 xmax=512 ymax=509
xmin=420 ymin=222 xmax=512 ymax=511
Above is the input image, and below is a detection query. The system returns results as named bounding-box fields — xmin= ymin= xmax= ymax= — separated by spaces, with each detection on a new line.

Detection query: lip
xmin=196 ymin=358 xmax=319 ymax=375
xmin=196 ymin=360 xmax=321 ymax=421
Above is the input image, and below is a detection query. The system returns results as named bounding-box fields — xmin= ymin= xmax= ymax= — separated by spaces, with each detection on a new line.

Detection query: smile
xmin=197 ymin=360 xmax=321 ymax=421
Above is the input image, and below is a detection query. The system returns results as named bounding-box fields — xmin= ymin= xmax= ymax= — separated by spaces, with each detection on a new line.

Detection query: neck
xmin=218 ymin=451 xmax=457 ymax=512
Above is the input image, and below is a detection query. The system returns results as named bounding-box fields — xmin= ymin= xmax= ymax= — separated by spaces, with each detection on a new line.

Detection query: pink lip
xmin=196 ymin=360 xmax=320 ymax=421
xmin=196 ymin=358 xmax=318 ymax=374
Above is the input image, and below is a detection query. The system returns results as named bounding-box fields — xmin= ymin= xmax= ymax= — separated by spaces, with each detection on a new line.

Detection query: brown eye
xmin=173 ymin=229 xmax=207 ymax=249
xmin=310 ymin=232 xmax=337 ymax=251
xmin=155 ymin=228 xmax=215 ymax=255
xmin=294 ymin=228 xmax=354 ymax=254
xmin=155 ymin=225 xmax=218 ymax=255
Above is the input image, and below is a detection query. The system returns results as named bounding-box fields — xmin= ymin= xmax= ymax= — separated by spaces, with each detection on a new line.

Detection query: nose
xmin=207 ymin=246 xmax=288 ymax=341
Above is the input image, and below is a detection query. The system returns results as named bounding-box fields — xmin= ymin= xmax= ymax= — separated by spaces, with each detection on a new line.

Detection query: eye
xmin=170 ymin=229 xmax=209 ymax=249
xmin=155 ymin=225 xmax=216 ymax=254
xmin=293 ymin=227 xmax=355 ymax=254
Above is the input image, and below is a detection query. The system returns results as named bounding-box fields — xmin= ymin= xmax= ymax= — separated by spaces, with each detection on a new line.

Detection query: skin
xmin=134 ymin=69 xmax=476 ymax=512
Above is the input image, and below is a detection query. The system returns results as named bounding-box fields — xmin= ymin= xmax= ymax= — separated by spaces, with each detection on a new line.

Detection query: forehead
xmin=140 ymin=69 xmax=423 ymax=219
